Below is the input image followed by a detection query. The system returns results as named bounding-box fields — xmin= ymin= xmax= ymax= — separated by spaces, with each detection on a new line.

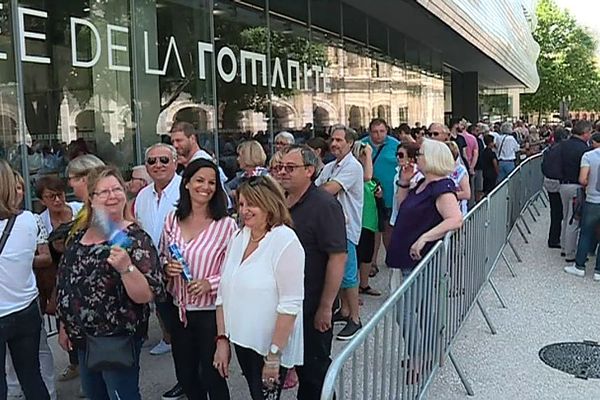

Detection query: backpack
xmin=541 ymin=143 xmax=563 ymax=180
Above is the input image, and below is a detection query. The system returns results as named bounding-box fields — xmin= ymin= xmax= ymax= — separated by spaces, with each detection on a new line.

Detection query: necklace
xmin=249 ymin=230 xmax=267 ymax=243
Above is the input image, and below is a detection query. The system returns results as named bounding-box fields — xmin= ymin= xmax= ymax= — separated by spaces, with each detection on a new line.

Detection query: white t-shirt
xmin=39 ymin=201 xmax=83 ymax=234
xmin=135 ymin=174 xmax=182 ymax=248
xmin=315 ymin=152 xmax=364 ymax=244
xmin=216 ymin=225 xmax=304 ymax=368
xmin=581 ymin=149 xmax=600 ymax=204
xmin=495 ymin=134 xmax=520 ymax=161
xmin=0 ymin=212 xmax=39 ymax=317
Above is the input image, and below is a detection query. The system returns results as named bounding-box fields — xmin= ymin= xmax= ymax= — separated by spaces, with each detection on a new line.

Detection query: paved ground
xmin=428 ymin=205 xmax=600 ymax=400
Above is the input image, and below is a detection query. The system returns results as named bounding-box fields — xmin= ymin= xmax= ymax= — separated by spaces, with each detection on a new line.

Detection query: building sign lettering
xmin=2 ymin=6 xmax=331 ymax=93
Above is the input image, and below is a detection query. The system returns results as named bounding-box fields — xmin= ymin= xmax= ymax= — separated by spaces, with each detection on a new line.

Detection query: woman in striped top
xmin=160 ymin=158 xmax=237 ymax=400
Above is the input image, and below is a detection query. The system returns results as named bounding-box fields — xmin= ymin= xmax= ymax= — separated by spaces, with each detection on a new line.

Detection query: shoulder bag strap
xmin=497 ymin=136 xmax=508 ymax=159
xmin=372 ymin=143 xmax=386 ymax=165
xmin=0 ymin=215 xmax=17 ymax=255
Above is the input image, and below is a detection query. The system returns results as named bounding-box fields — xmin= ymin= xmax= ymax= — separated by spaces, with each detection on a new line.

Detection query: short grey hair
xmin=330 ymin=124 xmax=357 ymax=143
xmin=274 ymin=131 xmax=295 ymax=145
xmin=66 ymin=154 xmax=105 ymax=177
xmin=131 ymin=165 xmax=152 ymax=184
xmin=144 ymin=143 xmax=177 ymax=161
xmin=478 ymin=123 xmax=490 ymax=134
xmin=281 ymin=144 xmax=322 ymax=181
xmin=500 ymin=122 xmax=513 ymax=135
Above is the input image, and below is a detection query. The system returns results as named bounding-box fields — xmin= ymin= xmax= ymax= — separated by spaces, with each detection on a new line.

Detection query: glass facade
xmin=0 ymin=0 xmax=445 ymax=206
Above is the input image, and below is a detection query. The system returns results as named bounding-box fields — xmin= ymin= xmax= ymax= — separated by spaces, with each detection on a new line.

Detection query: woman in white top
xmin=446 ymin=141 xmax=471 ymax=216
xmin=214 ymin=176 xmax=304 ymax=400
xmin=0 ymin=159 xmax=50 ymax=399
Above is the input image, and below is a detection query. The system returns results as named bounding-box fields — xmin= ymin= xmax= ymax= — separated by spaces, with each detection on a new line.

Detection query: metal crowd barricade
xmin=320 ymin=153 xmax=546 ymax=400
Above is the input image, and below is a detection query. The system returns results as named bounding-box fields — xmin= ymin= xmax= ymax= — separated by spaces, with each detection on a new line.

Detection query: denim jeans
xmin=497 ymin=160 xmax=515 ymax=183
xmin=78 ymin=338 xmax=143 ymax=400
xmin=0 ymin=300 xmax=49 ymax=400
xmin=575 ymin=202 xmax=600 ymax=272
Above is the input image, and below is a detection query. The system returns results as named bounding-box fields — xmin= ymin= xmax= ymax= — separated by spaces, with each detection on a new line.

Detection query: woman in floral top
xmin=56 ymin=166 xmax=164 ymax=400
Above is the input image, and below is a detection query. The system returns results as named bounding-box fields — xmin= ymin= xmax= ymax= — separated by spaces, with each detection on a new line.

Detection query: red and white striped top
xmin=159 ymin=212 xmax=237 ymax=324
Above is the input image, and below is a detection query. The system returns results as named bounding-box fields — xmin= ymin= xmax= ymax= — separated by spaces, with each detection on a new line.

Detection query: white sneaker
xmin=594 ymin=273 xmax=600 ymax=281
xmin=150 ymin=339 xmax=172 ymax=355
xmin=564 ymin=265 xmax=585 ymax=277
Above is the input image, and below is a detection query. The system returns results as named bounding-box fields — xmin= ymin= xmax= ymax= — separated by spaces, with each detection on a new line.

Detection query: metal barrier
xmin=321 ymin=153 xmax=545 ymax=400
xmin=44 ymin=314 xmax=59 ymax=337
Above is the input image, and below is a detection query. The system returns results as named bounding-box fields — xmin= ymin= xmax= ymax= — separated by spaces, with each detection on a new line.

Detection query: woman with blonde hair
xmin=0 ymin=159 xmax=50 ymax=399
xmin=214 ymin=176 xmax=304 ymax=400
xmin=56 ymin=166 xmax=164 ymax=400
xmin=227 ymin=140 xmax=269 ymax=193
xmin=386 ymin=139 xmax=462 ymax=382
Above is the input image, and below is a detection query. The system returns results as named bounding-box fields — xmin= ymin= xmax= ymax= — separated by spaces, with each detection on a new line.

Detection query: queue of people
xmin=1 ymin=116 xmax=530 ymax=400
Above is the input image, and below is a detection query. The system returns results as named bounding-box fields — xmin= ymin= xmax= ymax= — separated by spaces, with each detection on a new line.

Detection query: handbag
xmin=85 ymin=334 xmax=136 ymax=371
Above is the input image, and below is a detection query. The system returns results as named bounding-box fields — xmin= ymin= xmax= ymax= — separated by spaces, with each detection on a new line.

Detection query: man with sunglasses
xmin=134 ymin=143 xmax=185 ymax=400
xmin=428 ymin=122 xmax=449 ymax=142
xmin=275 ymin=145 xmax=346 ymax=400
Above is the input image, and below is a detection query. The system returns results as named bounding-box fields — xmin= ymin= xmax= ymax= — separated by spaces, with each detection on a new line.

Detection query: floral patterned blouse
xmin=56 ymin=223 xmax=164 ymax=344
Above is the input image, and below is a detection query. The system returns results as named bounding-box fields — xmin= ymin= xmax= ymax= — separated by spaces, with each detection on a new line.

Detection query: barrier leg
xmin=520 ymin=215 xmax=532 ymax=235
xmin=508 ymin=239 xmax=523 ymax=262
xmin=476 ymin=299 xmax=497 ymax=335
xmin=502 ymin=252 xmax=517 ymax=277
xmin=541 ymin=190 xmax=549 ymax=204
xmin=449 ymin=351 xmax=474 ymax=396
xmin=531 ymin=200 xmax=542 ymax=217
xmin=515 ymin=222 xmax=529 ymax=244
xmin=527 ymin=206 xmax=537 ymax=223
xmin=488 ymin=278 xmax=507 ymax=308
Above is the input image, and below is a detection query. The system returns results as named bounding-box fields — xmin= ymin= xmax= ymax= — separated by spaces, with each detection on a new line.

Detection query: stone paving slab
xmin=427 ymin=208 xmax=600 ymax=400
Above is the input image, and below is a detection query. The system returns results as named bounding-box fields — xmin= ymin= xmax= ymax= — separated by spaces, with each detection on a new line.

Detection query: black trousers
xmin=0 ymin=300 xmax=49 ymax=400
xmin=234 ymin=345 xmax=287 ymax=400
xmin=548 ymin=191 xmax=563 ymax=246
xmin=295 ymin=311 xmax=333 ymax=400
xmin=170 ymin=307 xmax=230 ymax=400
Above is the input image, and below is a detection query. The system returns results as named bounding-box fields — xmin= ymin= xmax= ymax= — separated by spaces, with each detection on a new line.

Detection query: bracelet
xmin=396 ymin=180 xmax=410 ymax=189
xmin=215 ymin=334 xmax=229 ymax=344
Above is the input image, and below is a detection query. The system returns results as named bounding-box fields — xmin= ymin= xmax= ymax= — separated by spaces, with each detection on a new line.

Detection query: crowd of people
xmin=541 ymin=120 xmax=600 ymax=281
xmin=0 ymin=116 xmax=540 ymax=400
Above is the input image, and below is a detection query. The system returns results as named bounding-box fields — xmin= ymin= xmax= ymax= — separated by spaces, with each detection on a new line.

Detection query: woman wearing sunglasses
xmin=160 ymin=158 xmax=236 ymax=400
xmin=214 ymin=176 xmax=304 ymax=400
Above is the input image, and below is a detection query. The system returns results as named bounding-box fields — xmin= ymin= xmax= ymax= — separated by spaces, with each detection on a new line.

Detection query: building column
xmin=451 ymin=71 xmax=479 ymax=122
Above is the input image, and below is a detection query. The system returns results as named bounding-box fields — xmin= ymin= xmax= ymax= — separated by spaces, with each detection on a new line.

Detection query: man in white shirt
xmin=134 ymin=143 xmax=184 ymax=400
xmin=315 ymin=125 xmax=364 ymax=341
xmin=495 ymin=122 xmax=521 ymax=182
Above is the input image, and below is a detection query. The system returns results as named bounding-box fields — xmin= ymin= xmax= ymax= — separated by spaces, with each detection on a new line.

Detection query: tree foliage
xmin=521 ymin=0 xmax=600 ymax=117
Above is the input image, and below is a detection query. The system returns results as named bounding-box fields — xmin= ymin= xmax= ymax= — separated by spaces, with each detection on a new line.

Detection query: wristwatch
xmin=120 ymin=265 xmax=136 ymax=275
xmin=268 ymin=344 xmax=281 ymax=358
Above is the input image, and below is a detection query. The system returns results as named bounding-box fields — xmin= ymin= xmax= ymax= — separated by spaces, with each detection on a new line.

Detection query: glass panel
xmin=311 ymin=0 xmax=340 ymax=37
xmin=269 ymin=0 xmax=307 ymax=25
xmin=0 ymin=1 xmax=19 ymax=174
xmin=368 ymin=18 xmax=387 ymax=54
xmin=342 ymin=3 xmax=366 ymax=45
xmin=268 ymin=8 xmax=318 ymax=144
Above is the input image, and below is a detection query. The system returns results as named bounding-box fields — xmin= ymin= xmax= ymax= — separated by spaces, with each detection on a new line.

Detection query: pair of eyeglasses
xmin=396 ymin=152 xmax=406 ymax=159
xmin=146 ymin=156 xmax=171 ymax=165
xmin=271 ymin=164 xmax=308 ymax=173
xmin=42 ymin=192 xmax=64 ymax=201
xmin=275 ymin=141 xmax=288 ymax=146
xmin=92 ymin=187 xmax=125 ymax=199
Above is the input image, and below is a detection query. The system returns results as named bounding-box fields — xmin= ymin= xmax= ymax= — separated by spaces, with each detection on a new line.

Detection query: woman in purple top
xmin=386 ymin=139 xmax=463 ymax=382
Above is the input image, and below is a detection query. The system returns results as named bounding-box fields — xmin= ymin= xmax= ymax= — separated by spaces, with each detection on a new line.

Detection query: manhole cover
xmin=539 ymin=341 xmax=600 ymax=379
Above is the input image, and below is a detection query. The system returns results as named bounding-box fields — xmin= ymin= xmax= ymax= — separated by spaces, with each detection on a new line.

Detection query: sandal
xmin=369 ymin=264 xmax=379 ymax=278
xmin=283 ymin=368 xmax=298 ymax=389
xmin=359 ymin=286 xmax=381 ymax=296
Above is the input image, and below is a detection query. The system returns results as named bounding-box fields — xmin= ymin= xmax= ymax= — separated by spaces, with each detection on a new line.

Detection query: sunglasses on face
xmin=430 ymin=131 xmax=442 ymax=137
xmin=42 ymin=192 xmax=64 ymax=201
xmin=146 ymin=156 xmax=171 ymax=166
xmin=271 ymin=164 xmax=308 ymax=173
xmin=396 ymin=152 xmax=406 ymax=159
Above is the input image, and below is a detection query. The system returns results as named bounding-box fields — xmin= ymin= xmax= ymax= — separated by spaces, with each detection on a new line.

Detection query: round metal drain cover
xmin=539 ymin=341 xmax=600 ymax=379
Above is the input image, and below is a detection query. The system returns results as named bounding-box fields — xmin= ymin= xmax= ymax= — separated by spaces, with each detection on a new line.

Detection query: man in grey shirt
xmin=565 ymin=132 xmax=600 ymax=280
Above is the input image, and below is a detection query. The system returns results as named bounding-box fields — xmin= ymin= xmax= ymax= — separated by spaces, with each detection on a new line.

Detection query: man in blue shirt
xmin=362 ymin=118 xmax=400 ymax=263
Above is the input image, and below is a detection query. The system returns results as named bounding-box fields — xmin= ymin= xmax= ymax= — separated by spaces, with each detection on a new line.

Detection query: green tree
xmin=521 ymin=0 xmax=600 ymax=122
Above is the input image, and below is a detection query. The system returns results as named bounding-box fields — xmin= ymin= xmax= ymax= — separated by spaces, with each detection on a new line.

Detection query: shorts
xmin=474 ymin=170 xmax=484 ymax=192
xmin=357 ymin=228 xmax=375 ymax=264
xmin=341 ymin=240 xmax=359 ymax=289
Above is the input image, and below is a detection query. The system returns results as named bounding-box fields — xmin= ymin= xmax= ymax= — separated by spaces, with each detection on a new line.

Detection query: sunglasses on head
xmin=146 ymin=156 xmax=171 ymax=165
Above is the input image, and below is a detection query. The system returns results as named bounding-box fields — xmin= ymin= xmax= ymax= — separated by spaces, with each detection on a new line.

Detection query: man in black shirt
xmin=273 ymin=145 xmax=347 ymax=400
xmin=559 ymin=120 xmax=592 ymax=261
xmin=450 ymin=118 xmax=469 ymax=168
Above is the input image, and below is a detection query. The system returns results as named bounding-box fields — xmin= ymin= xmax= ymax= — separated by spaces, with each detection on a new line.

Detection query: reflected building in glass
xmin=0 ymin=0 xmax=539 ymax=206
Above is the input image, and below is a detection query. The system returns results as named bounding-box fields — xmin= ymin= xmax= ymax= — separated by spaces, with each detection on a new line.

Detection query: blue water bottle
xmin=96 ymin=210 xmax=132 ymax=249
xmin=168 ymin=244 xmax=193 ymax=282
